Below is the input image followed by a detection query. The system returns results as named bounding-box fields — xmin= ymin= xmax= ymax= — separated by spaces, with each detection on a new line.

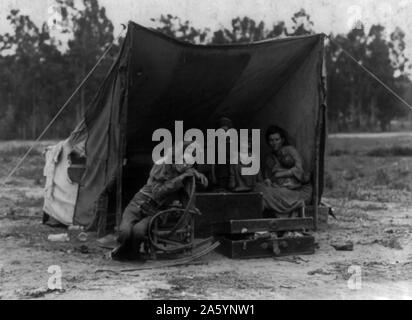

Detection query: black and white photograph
xmin=0 ymin=0 xmax=411 ymax=302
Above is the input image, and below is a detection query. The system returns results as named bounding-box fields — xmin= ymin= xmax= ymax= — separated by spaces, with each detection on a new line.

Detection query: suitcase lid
xmin=212 ymin=217 xmax=314 ymax=235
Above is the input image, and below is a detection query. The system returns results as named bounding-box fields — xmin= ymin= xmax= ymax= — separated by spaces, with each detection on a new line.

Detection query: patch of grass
xmin=15 ymin=196 xmax=44 ymax=208
xmin=367 ymin=146 xmax=412 ymax=157
xmin=374 ymin=169 xmax=390 ymax=186
xmin=328 ymin=149 xmax=352 ymax=157
xmin=352 ymin=203 xmax=387 ymax=211
xmin=14 ymin=165 xmax=44 ymax=181
xmin=328 ymin=133 xmax=412 ymax=156
xmin=0 ymin=142 xmax=45 ymax=181
xmin=0 ymin=146 xmax=42 ymax=158
xmin=324 ymin=171 xmax=334 ymax=190
xmin=389 ymin=181 xmax=411 ymax=192
xmin=324 ymin=137 xmax=412 ymax=204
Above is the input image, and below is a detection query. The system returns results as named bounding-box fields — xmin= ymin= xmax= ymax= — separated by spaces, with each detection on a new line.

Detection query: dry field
xmin=0 ymin=134 xmax=411 ymax=300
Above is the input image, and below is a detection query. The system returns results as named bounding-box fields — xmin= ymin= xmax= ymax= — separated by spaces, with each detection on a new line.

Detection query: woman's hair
xmin=265 ymin=125 xmax=290 ymax=146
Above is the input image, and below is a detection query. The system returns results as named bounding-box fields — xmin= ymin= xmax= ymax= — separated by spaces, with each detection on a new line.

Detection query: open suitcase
xmin=212 ymin=218 xmax=316 ymax=259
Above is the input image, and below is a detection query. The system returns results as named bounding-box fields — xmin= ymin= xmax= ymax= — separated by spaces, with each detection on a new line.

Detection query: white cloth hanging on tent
xmin=42 ymin=139 xmax=79 ymax=225
xmin=43 ymin=141 xmax=64 ymax=199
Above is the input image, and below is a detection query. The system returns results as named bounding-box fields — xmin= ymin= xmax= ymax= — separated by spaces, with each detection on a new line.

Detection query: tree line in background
xmin=0 ymin=0 xmax=117 ymax=139
xmin=0 ymin=0 xmax=411 ymax=139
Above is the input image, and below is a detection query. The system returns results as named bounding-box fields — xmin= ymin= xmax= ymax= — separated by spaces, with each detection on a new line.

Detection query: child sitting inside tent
xmin=228 ymin=132 xmax=262 ymax=192
xmin=211 ymin=117 xmax=234 ymax=191
xmin=111 ymin=142 xmax=208 ymax=261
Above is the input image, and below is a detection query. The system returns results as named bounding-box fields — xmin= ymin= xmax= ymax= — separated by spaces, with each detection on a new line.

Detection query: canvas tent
xmin=43 ymin=21 xmax=327 ymax=228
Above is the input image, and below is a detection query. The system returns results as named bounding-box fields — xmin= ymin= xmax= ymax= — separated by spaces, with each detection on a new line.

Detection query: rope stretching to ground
xmin=1 ymin=25 xmax=127 ymax=186
xmin=327 ymin=35 xmax=412 ymax=112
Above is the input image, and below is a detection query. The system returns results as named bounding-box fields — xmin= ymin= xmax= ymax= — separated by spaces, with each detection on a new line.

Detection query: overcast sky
xmin=1 ymin=0 xmax=412 ymax=60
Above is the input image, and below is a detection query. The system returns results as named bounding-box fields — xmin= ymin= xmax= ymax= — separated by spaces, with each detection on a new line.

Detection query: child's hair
xmin=281 ymin=153 xmax=295 ymax=169
xmin=217 ymin=117 xmax=233 ymax=129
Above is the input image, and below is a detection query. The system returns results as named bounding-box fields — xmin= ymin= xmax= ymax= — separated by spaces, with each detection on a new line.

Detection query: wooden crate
xmin=217 ymin=234 xmax=315 ymax=259
xmin=194 ymin=192 xmax=263 ymax=237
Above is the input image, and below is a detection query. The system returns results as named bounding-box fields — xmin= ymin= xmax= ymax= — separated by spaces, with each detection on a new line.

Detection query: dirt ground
xmin=0 ymin=134 xmax=411 ymax=300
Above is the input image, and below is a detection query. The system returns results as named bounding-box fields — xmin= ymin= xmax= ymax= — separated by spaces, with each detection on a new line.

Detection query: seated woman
xmin=255 ymin=125 xmax=312 ymax=216
xmin=111 ymin=142 xmax=208 ymax=261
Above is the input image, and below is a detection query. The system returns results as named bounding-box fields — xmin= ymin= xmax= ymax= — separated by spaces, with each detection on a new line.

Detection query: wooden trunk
xmin=213 ymin=218 xmax=316 ymax=259
xmin=217 ymin=235 xmax=315 ymax=259
xmin=194 ymin=192 xmax=263 ymax=237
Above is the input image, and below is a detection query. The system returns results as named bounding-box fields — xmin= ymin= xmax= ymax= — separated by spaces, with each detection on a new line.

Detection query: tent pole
xmin=115 ymin=85 xmax=128 ymax=229
xmin=313 ymin=35 xmax=327 ymax=230
xmin=313 ymin=148 xmax=319 ymax=231
xmin=116 ymin=133 xmax=124 ymax=229
xmin=115 ymin=35 xmax=130 ymax=229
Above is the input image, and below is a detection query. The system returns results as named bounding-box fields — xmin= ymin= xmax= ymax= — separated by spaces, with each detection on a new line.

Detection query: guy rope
xmin=1 ymin=24 xmax=127 ymax=186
